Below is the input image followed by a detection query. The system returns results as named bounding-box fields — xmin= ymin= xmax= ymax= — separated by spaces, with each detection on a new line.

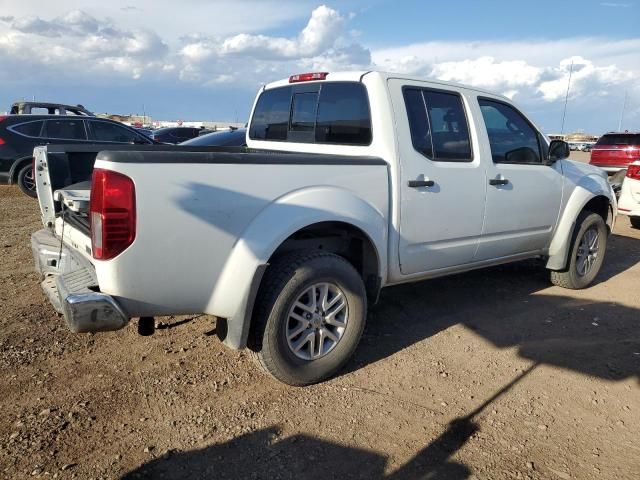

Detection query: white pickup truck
xmin=32 ymin=71 xmax=616 ymax=385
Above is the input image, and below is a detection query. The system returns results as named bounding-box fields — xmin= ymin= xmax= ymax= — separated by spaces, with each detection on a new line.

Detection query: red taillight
xmin=0 ymin=138 xmax=5 ymax=145
xmin=289 ymin=72 xmax=328 ymax=83
xmin=0 ymin=115 xmax=6 ymax=123
xmin=90 ymin=169 xmax=136 ymax=260
xmin=626 ymin=164 xmax=640 ymax=180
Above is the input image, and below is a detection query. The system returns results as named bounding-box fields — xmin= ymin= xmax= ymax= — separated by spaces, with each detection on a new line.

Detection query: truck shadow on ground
xmin=348 ymin=231 xmax=640 ymax=384
xmin=123 ymin=233 xmax=639 ymax=479
xmin=123 ymin=365 xmax=536 ymax=480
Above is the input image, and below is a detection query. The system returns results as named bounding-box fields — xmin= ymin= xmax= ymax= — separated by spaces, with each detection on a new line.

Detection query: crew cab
xmin=31 ymin=71 xmax=616 ymax=385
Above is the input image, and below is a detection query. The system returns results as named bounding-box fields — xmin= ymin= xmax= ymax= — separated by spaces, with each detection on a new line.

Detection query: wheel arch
xmin=208 ymin=185 xmax=387 ymax=350
xmin=546 ymin=180 xmax=614 ymax=271
xmin=9 ymin=156 xmax=33 ymax=184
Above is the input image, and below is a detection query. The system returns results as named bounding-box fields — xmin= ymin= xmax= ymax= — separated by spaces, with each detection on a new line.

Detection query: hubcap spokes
xmin=576 ymin=227 xmax=599 ymax=277
xmin=286 ymin=282 xmax=348 ymax=361
xmin=24 ymin=168 xmax=36 ymax=191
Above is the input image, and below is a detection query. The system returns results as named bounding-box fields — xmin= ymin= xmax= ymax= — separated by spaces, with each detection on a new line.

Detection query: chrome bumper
xmin=31 ymin=229 xmax=129 ymax=333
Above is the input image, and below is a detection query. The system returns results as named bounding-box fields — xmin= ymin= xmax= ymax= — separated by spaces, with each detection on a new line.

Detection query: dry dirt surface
xmin=0 ymin=183 xmax=638 ymax=480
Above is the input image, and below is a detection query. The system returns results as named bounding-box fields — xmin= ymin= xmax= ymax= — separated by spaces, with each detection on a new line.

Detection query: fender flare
xmin=208 ymin=185 xmax=388 ymax=349
xmin=546 ymin=175 xmax=614 ymax=271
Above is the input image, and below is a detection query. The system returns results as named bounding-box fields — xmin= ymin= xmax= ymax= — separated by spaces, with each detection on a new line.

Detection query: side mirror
xmin=548 ymin=140 xmax=570 ymax=163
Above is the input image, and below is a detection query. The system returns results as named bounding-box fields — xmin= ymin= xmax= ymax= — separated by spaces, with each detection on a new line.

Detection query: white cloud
xmin=0 ymin=3 xmax=637 ymax=130
xmin=600 ymin=2 xmax=634 ymax=7
xmin=372 ymin=38 xmax=639 ymax=122
xmin=177 ymin=5 xmax=370 ymax=84
xmin=430 ymin=57 xmax=542 ymax=89
xmin=537 ymin=56 xmax=633 ymax=101
xmin=188 ymin=5 xmax=346 ymax=59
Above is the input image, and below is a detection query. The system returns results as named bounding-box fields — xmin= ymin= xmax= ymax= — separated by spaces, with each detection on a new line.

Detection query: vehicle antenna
xmin=617 ymin=90 xmax=628 ymax=132
xmin=560 ymin=60 xmax=574 ymax=135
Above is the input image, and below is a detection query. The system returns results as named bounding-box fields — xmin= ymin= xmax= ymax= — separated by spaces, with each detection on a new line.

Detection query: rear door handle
xmin=408 ymin=179 xmax=435 ymax=188
xmin=489 ymin=177 xmax=509 ymax=186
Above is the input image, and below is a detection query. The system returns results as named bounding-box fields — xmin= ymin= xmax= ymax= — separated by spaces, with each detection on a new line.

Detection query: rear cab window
xmin=249 ymin=82 xmax=372 ymax=146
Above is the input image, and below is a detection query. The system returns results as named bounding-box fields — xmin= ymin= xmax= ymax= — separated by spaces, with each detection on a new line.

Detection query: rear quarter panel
xmin=93 ymin=153 xmax=389 ymax=318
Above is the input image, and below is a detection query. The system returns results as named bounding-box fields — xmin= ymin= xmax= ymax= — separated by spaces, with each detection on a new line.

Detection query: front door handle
xmin=489 ymin=177 xmax=509 ymax=186
xmin=408 ymin=179 xmax=435 ymax=188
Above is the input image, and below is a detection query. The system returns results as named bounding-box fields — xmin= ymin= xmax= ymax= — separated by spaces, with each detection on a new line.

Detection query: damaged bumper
xmin=31 ymin=228 xmax=129 ymax=333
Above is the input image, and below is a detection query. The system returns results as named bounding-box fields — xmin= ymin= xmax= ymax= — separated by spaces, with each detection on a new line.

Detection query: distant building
xmin=93 ymin=113 xmax=245 ymax=130
xmin=96 ymin=113 xmax=149 ymax=126
xmin=547 ymin=131 xmax=600 ymax=143
xmin=154 ymin=120 xmax=245 ymax=130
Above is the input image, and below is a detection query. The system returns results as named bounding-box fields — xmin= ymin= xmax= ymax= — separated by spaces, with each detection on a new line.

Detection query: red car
xmin=589 ymin=132 xmax=640 ymax=174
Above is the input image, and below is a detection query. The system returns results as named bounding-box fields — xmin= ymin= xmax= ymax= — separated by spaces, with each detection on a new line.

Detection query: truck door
xmin=473 ymin=96 xmax=563 ymax=261
xmin=389 ymin=79 xmax=487 ymax=274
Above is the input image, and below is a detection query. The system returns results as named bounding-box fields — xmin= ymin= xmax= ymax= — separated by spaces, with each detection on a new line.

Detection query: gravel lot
xmin=1 ymin=152 xmax=639 ymax=479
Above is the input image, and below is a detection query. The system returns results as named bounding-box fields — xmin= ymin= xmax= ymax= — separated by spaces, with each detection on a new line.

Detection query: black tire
xmin=550 ymin=211 xmax=607 ymax=289
xmin=250 ymin=251 xmax=367 ymax=386
xmin=630 ymin=217 xmax=640 ymax=229
xmin=17 ymin=163 xmax=37 ymax=198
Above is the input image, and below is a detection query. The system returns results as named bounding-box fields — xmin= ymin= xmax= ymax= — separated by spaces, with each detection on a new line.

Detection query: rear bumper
xmin=0 ymin=171 xmax=10 ymax=184
xmin=31 ymin=228 xmax=129 ymax=333
xmin=590 ymin=165 xmax=628 ymax=174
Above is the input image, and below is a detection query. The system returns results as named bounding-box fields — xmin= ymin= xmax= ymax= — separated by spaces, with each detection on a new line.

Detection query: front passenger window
xmin=478 ymin=98 xmax=542 ymax=164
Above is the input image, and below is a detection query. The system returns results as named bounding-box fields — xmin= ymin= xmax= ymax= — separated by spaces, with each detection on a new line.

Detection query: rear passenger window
xmin=45 ymin=120 xmax=87 ymax=140
xmin=403 ymin=88 xmax=472 ymax=162
xmin=249 ymin=82 xmax=371 ymax=145
xmin=12 ymin=121 xmax=44 ymax=137
xmin=478 ymin=98 xmax=542 ymax=164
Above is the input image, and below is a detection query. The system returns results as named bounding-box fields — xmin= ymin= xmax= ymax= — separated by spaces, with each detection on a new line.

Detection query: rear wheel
xmin=550 ymin=211 xmax=607 ymax=289
xmin=17 ymin=163 xmax=37 ymax=198
xmin=250 ymin=251 xmax=366 ymax=386
xmin=630 ymin=216 xmax=640 ymax=229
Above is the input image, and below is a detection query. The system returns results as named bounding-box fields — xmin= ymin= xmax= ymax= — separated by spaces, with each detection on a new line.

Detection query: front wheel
xmin=17 ymin=163 xmax=37 ymax=198
xmin=250 ymin=251 xmax=367 ymax=386
xmin=550 ymin=211 xmax=608 ymax=289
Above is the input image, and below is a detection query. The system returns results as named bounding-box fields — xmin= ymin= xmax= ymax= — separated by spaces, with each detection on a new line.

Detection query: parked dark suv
xmin=150 ymin=127 xmax=202 ymax=144
xmin=0 ymin=115 xmax=155 ymax=197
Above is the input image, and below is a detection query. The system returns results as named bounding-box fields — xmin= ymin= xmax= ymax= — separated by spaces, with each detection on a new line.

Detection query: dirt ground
xmin=1 ymin=153 xmax=638 ymax=479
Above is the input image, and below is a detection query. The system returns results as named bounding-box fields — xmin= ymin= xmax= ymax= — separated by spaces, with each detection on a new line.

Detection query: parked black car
xmin=180 ymin=128 xmax=247 ymax=147
xmin=0 ymin=115 xmax=155 ymax=197
xmin=150 ymin=127 xmax=202 ymax=144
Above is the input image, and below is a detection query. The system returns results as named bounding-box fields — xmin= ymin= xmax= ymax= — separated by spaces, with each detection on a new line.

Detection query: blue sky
xmin=0 ymin=0 xmax=638 ymax=134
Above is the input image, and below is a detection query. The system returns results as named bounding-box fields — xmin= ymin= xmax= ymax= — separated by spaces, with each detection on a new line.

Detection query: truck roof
xmin=263 ymin=70 xmax=512 ymax=101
